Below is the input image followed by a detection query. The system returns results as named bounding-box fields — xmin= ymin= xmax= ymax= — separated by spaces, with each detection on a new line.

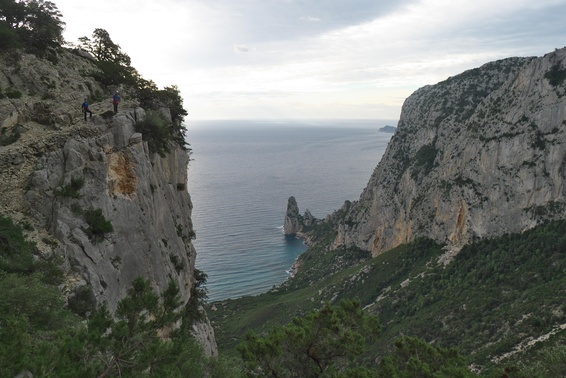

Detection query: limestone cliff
xmin=0 ymin=49 xmax=217 ymax=355
xmin=332 ymin=47 xmax=566 ymax=256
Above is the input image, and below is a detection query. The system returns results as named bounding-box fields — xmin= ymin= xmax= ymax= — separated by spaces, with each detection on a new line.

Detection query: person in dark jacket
xmin=112 ymin=91 xmax=121 ymax=113
xmin=81 ymin=98 xmax=92 ymax=121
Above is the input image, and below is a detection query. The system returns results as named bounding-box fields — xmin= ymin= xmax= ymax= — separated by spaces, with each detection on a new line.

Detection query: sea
xmin=186 ymin=120 xmax=394 ymax=302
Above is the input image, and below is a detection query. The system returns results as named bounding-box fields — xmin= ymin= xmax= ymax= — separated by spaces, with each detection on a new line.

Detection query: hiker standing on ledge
xmin=81 ymin=98 xmax=92 ymax=121
xmin=113 ymin=91 xmax=121 ymax=113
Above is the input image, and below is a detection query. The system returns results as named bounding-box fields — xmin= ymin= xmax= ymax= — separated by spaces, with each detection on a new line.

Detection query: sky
xmin=54 ymin=0 xmax=566 ymax=121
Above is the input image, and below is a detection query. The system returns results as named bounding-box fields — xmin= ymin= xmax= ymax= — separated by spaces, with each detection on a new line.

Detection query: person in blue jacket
xmin=113 ymin=91 xmax=121 ymax=113
xmin=81 ymin=98 xmax=92 ymax=121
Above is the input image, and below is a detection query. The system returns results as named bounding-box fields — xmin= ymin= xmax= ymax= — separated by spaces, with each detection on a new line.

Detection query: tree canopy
xmin=78 ymin=28 xmax=131 ymax=65
xmin=237 ymin=300 xmax=479 ymax=377
xmin=238 ymin=300 xmax=381 ymax=377
xmin=0 ymin=0 xmax=64 ymax=52
xmin=77 ymin=28 xmax=136 ymax=86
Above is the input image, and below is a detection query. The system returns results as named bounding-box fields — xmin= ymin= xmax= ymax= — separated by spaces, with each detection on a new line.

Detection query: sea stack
xmin=284 ymin=196 xmax=301 ymax=235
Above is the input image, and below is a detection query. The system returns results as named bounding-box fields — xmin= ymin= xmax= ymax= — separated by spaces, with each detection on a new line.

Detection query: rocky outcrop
xmin=284 ymin=196 xmax=320 ymax=237
xmin=303 ymin=209 xmax=316 ymax=227
xmin=379 ymin=126 xmax=397 ymax=133
xmin=284 ymin=196 xmax=301 ymax=235
xmin=0 ymin=49 xmax=217 ymax=355
xmin=332 ymin=47 xmax=566 ymax=256
xmin=192 ymin=311 xmax=218 ymax=357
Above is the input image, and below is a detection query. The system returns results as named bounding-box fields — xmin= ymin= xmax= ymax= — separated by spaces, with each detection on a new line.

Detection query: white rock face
xmin=26 ymin=108 xmax=192 ymax=310
xmin=332 ymin=48 xmax=566 ymax=256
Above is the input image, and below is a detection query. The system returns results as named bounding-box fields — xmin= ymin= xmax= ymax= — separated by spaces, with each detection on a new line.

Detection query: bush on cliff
xmin=83 ymin=207 xmax=113 ymax=243
xmin=53 ymin=177 xmax=84 ymax=199
xmin=545 ymin=63 xmax=566 ymax=87
xmin=134 ymin=80 xmax=189 ymax=149
xmin=134 ymin=111 xmax=176 ymax=157
xmin=0 ymin=216 xmax=34 ymax=273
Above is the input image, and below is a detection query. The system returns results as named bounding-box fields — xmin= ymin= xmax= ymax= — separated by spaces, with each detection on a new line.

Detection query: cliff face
xmin=0 ymin=50 xmax=217 ymax=355
xmin=333 ymin=48 xmax=566 ymax=256
xmin=25 ymin=108 xmax=194 ymax=312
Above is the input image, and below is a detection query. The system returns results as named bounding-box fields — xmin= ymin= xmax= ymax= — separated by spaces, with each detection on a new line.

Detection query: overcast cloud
xmin=55 ymin=0 xmax=566 ymax=120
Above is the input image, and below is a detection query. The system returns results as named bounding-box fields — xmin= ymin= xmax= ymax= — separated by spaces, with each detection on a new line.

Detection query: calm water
xmin=187 ymin=120 xmax=394 ymax=301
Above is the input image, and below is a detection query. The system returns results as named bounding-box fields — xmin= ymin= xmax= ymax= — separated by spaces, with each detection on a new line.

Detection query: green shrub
xmin=411 ymin=143 xmax=439 ymax=178
xmin=379 ymin=337 xmax=475 ymax=377
xmin=53 ymin=177 xmax=84 ymax=199
xmin=83 ymin=207 xmax=113 ymax=242
xmin=111 ymin=255 xmax=121 ymax=269
xmin=169 ymin=254 xmax=185 ymax=274
xmin=33 ymin=252 xmax=64 ymax=286
xmin=20 ymin=220 xmax=34 ymax=231
xmin=101 ymin=110 xmax=115 ymax=119
xmin=70 ymin=203 xmax=83 ymax=215
xmin=515 ymin=345 xmax=566 ymax=377
xmin=136 ymin=84 xmax=189 ymax=150
xmin=93 ymin=89 xmax=103 ymax=101
xmin=0 ymin=273 xmax=71 ymax=331
xmin=184 ymin=268 xmax=208 ymax=324
xmin=41 ymin=237 xmax=57 ymax=247
xmin=5 ymin=87 xmax=22 ymax=99
xmin=135 ymin=112 xmax=172 ymax=157
xmin=41 ymin=92 xmax=56 ymax=100
xmin=0 ymin=216 xmax=34 ymax=274
xmin=67 ymin=284 xmax=97 ymax=317
xmin=0 ymin=126 xmax=21 ymax=146
xmin=545 ymin=64 xmax=566 ymax=87
xmin=0 ymin=215 xmax=64 ymax=286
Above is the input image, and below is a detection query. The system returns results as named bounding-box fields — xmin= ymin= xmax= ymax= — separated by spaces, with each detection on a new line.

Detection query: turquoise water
xmin=187 ymin=120 xmax=394 ymax=301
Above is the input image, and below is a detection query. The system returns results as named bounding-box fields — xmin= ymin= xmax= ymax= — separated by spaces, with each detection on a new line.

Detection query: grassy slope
xmin=208 ymin=221 xmax=566 ymax=368
xmin=209 ymin=238 xmax=444 ymax=356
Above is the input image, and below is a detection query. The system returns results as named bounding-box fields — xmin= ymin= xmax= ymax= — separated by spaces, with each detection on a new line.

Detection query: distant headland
xmin=378 ymin=125 xmax=397 ymax=133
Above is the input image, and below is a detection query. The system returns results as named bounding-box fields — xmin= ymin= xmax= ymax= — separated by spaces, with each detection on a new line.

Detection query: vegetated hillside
xmin=369 ymin=221 xmax=566 ymax=363
xmin=331 ymin=47 xmax=566 ymax=256
xmin=210 ymin=220 xmax=566 ymax=372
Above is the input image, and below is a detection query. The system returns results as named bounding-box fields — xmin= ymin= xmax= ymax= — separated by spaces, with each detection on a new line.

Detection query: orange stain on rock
xmin=107 ymin=152 xmax=137 ymax=196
